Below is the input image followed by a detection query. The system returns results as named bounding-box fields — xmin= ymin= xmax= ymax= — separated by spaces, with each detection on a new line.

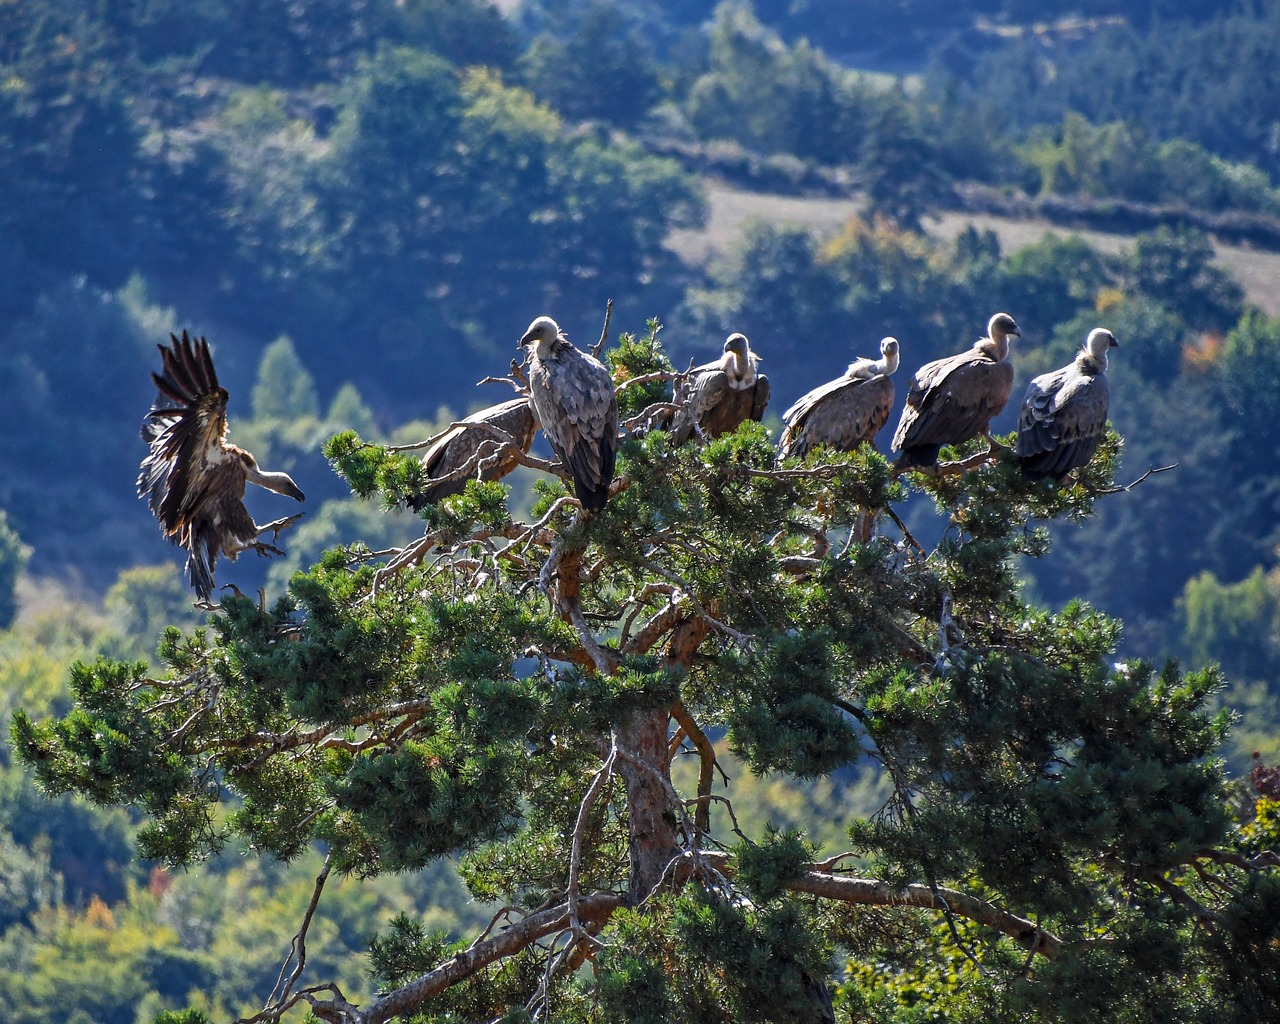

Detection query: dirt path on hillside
xmin=667 ymin=184 xmax=1280 ymax=315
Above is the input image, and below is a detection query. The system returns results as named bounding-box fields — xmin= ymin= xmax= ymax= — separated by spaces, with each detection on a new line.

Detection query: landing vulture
xmin=777 ymin=337 xmax=899 ymax=460
xmin=138 ymin=331 xmax=305 ymax=602
xmin=409 ymin=397 xmax=537 ymax=510
xmin=672 ymin=333 xmax=770 ymax=444
xmin=1016 ymin=327 xmax=1118 ymax=481
xmin=892 ymin=312 xmax=1021 ymax=469
xmin=518 ymin=316 xmax=619 ymax=512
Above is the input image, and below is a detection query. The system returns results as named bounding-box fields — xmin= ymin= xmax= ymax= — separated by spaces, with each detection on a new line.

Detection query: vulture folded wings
xmin=138 ymin=331 xmax=304 ymax=601
xmin=1017 ymin=327 xmax=1118 ymax=481
xmin=672 ymin=333 xmax=770 ymax=444
xmin=519 ymin=316 xmax=619 ymax=512
xmin=778 ymin=337 xmax=899 ymax=460
xmin=410 ymin=397 xmax=537 ymax=509
xmin=892 ymin=312 xmax=1021 ymax=469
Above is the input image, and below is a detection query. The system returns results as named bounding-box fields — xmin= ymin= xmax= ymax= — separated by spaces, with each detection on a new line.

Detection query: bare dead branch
xmin=591 ymin=299 xmax=613 ymax=360
xmin=1092 ymin=462 xmax=1178 ymax=495
xmin=568 ymin=739 xmax=619 ymax=934
xmin=236 ymin=853 xmax=334 ymax=1023
xmin=698 ymin=852 xmax=1062 ymax=959
xmin=671 ymin=700 xmax=717 ymax=835
xmin=348 ymin=894 xmax=622 ymax=1024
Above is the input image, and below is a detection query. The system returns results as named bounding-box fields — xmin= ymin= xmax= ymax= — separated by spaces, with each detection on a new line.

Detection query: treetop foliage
xmin=13 ymin=322 xmax=1280 ymax=1022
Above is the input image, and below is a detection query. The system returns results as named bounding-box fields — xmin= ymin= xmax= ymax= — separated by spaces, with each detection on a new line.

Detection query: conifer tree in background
xmin=12 ymin=325 xmax=1280 ymax=1023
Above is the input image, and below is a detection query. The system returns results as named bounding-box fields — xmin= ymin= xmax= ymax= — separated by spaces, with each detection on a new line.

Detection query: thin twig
xmin=591 ymin=299 xmax=613 ymax=360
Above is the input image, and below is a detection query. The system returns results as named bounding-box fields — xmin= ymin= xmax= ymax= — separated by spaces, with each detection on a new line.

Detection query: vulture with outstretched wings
xmin=409 ymin=397 xmax=537 ymax=509
xmin=1017 ymin=327 xmax=1118 ymax=481
xmin=138 ymin=331 xmax=304 ymax=602
xmin=892 ymin=312 xmax=1021 ymax=469
xmin=672 ymin=333 xmax=770 ymax=444
xmin=777 ymin=337 xmax=899 ymax=460
xmin=519 ymin=316 xmax=618 ymax=512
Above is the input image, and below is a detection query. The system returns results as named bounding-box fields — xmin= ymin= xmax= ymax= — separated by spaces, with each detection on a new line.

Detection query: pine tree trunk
xmin=616 ymin=707 xmax=680 ymax=901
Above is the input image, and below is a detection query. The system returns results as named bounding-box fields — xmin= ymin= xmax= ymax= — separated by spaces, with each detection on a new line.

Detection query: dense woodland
xmin=2 ymin=1 xmax=1280 ymax=1021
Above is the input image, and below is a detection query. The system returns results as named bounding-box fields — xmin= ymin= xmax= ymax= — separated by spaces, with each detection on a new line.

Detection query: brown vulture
xmin=409 ymin=397 xmax=537 ymax=510
xmin=518 ymin=316 xmax=619 ymax=512
xmin=138 ymin=331 xmax=304 ymax=602
xmin=671 ymin=333 xmax=770 ymax=444
xmin=892 ymin=312 xmax=1021 ymax=469
xmin=1016 ymin=327 xmax=1118 ymax=481
xmin=777 ymin=337 xmax=899 ymax=460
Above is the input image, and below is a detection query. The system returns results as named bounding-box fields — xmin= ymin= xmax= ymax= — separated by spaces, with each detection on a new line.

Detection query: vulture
xmin=892 ymin=312 xmax=1022 ymax=469
xmin=138 ymin=331 xmax=305 ymax=602
xmin=409 ymin=397 xmax=537 ymax=510
xmin=671 ymin=332 xmax=770 ymax=444
xmin=1016 ymin=327 xmax=1118 ymax=481
xmin=518 ymin=316 xmax=619 ymax=512
xmin=777 ymin=337 xmax=899 ymax=460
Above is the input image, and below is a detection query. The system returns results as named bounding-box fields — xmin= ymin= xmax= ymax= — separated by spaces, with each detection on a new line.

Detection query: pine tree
xmin=11 ymin=324 xmax=1279 ymax=1023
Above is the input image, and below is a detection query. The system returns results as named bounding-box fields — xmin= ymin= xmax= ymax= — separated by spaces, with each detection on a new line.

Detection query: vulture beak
xmin=517 ymin=330 xmax=533 ymax=350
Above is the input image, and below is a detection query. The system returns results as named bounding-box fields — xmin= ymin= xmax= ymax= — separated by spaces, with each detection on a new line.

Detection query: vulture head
xmin=983 ymin=312 xmax=1021 ymax=361
xmin=519 ymin=316 xmax=566 ymax=359
xmin=1084 ymin=327 xmax=1119 ymax=369
xmin=846 ymin=336 xmax=900 ymax=379
xmin=877 ymin=336 xmax=900 ymax=375
xmin=243 ymin=453 xmax=306 ymax=502
xmin=721 ymin=332 xmax=758 ymax=387
xmin=988 ymin=312 xmax=1021 ymax=342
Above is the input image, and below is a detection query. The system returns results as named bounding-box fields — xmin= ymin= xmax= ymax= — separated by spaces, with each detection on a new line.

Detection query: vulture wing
xmin=414 ymin=397 xmax=537 ymax=508
xmin=1017 ymin=365 xmax=1110 ymax=480
xmin=531 ymin=347 xmax=618 ymax=512
xmin=780 ymin=374 xmax=894 ymax=459
xmin=893 ymin=351 xmax=1014 ymax=465
xmin=138 ymin=332 xmax=249 ymax=599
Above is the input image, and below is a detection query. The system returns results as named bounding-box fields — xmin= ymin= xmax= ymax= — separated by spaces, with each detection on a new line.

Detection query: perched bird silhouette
xmin=138 ymin=331 xmax=304 ymax=602
xmin=409 ymin=397 xmax=537 ymax=509
xmin=518 ymin=316 xmax=618 ymax=512
xmin=778 ymin=337 xmax=899 ymax=460
xmin=892 ymin=312 xmax=1021 ymax=469
xmin=1017 ymin=327 xmax=1118 ymax=481
xmin=671 ymin=332 xmax=770 ymax=444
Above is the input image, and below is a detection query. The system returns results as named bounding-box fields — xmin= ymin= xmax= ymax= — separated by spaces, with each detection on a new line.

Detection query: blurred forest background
xmin=2 ymin=0 xmax=1279 ymax=1019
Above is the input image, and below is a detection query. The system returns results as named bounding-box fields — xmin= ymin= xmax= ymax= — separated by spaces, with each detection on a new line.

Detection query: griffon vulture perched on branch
xmin=138 ymin=331 xmax=305 ymax=602
xmin=519 ymin=316 xmax=619 ymax=512
xmin=777 ymin=337 xmax=899 ymax=460
xmin=409 ymin=398 xmax=537 ymax=510
xmin=892 ymin=312 xmax=1021 ymax=469
xmin=672 ymin=333 xmax=770 ymax=444
xmin=1016 ymin=327 xmax=1118 ymax=481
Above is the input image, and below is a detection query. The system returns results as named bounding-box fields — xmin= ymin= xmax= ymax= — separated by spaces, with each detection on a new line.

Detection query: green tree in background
xmin=0 ymin=515 xmax=29 ymax=632
xmin=13 ymin=329 xmax=1278 ymax=1023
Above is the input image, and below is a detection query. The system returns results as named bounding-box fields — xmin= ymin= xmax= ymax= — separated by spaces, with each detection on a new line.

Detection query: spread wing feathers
xmin=530 ymin=348 xmax=619 ymax=512
xmin=413 ymin=398 xmax=537 ymax=508
xmin=893 ymin=352 xmax=1014 ymax=466
xmin=138 ymin=331 xmax=233 ymax=539
xmin=779 ymin=374 xmax=894 ymax=460
xmin=138 ymin=331 xmax=302 ymax=600
xmin=1016 ymin=364 xmax=1110 ymax=480
xmin=674 ymin=367 xmax=770 ymax=443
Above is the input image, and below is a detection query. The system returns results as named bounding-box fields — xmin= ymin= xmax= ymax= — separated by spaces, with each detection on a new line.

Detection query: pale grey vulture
xmin=892 ymin=312 xmax=1021 ymax=469
xmin=138 ymin=331 xmax=304 ymax=601
xmin=777 ymin=337 xmax=899 ymax=460
xmin=518 ymin=316 xmax=619 ymax=512
xmin=409 ymin=398 xmax=537 ymax=510
xmin=672 ymin=333 xmax=770 ymax=444
xmin=1016 ymin=327 xmax=1118 ymax=481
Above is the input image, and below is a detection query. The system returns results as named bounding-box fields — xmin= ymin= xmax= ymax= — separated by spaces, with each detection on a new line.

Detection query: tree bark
xmin=615 ymin=707 xmax=682 ymax=901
